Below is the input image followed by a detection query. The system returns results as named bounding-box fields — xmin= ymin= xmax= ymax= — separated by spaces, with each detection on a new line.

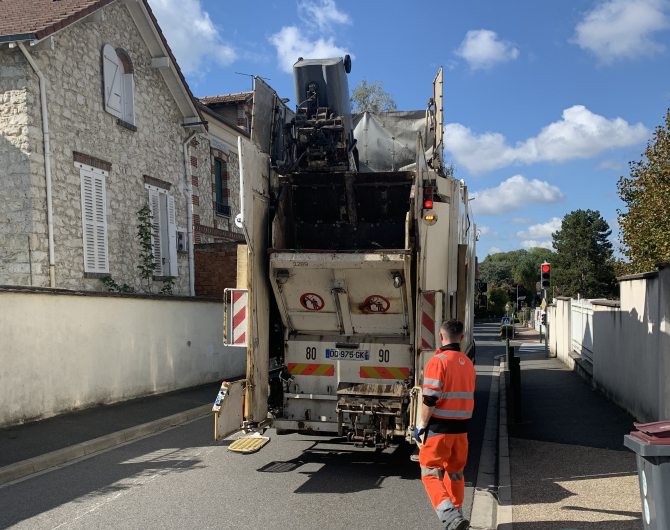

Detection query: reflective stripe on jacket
xmin=423 ymin=344 xmax=476 ymax=421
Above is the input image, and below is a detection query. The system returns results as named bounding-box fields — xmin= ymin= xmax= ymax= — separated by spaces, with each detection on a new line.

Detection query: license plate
xmin=325 ymin=349 xmax=370 ymax=361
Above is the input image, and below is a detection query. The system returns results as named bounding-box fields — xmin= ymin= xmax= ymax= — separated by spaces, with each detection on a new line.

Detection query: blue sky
xmin=150 ymin=0 xmax=670 ymax=258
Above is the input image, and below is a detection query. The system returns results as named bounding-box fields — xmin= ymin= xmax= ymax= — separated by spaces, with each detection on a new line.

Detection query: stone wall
xmin=190 ymin=138 xmax=243 ymax=244
xmin=194 ymin=242 xmax=240 ymax=298
xmin=0 ymin=48 xmax=42 ymax=286
xmin=0 ymin=3 xmax=211 ymax=294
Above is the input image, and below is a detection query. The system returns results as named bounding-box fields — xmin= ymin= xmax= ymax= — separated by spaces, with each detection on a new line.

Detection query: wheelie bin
xmin=624 ymin=421 xmax=670 ymax=529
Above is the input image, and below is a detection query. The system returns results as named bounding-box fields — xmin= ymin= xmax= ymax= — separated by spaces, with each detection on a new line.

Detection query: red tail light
xmin=424 ymin=200 xmax=433 ymax=209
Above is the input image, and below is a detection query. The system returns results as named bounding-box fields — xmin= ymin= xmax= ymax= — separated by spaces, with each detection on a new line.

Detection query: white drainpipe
xmin=183 ymin=132 xmax=197 ymax=296
xmin=18 ymin=42 xmax=56 ymax=287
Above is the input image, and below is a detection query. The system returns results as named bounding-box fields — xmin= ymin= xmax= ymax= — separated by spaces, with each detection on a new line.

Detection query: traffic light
xmin=541 ymin=262 xmax=551 ymax=290
xmin=541 ymin=312 xmax=547 ymax=326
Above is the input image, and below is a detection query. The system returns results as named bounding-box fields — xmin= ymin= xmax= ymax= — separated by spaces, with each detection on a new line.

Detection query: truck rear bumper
xmin=272 ymin=419 xmax=339 ymax=433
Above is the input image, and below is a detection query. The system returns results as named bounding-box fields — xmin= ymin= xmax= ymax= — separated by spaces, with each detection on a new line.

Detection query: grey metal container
xmin=624 ymin=435 xmax=670 ymax=529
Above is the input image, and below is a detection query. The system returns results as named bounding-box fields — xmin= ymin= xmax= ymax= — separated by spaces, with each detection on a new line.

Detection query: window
xmin=148 ymin=189 xmax=178 ymax=277
xmin=80 ymin=166 xmax=109 ymax=274
xmin=102 ymin=44 xmax=135 ymax=126
xmin=214 ymin=159 xmax=230 ymax=217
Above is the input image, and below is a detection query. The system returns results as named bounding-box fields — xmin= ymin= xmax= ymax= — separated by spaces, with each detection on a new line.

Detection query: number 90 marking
xmin=378 ymin=349 xmax=390 ymax=363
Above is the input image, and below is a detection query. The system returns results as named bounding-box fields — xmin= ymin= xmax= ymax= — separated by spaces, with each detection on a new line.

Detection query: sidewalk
xmin=0 ymin=381 xmax=221 ymax=469
xmin=507 ymin=355 xmax=642 ymax=529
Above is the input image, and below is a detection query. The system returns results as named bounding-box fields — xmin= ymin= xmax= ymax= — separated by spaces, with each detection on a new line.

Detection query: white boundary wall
xmin=548 ymin=264 xmax=670 ymax=423
xmin=0 ymin=288 xmax=245 ymax=427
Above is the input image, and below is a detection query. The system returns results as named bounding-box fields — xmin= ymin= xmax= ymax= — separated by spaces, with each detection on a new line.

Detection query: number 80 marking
xmin=306 ymin=347 xmax=317 ymax=360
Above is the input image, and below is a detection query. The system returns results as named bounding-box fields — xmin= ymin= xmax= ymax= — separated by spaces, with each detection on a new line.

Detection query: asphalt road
xmin=0 ymin=324 xmax=503 ymax=530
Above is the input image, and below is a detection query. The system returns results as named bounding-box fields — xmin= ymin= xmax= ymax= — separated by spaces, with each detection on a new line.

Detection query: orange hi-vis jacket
xmin=422 ymin=343 xmax=476 ymax=432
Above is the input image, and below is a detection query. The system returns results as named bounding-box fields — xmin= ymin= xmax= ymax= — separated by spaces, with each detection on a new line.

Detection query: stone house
xmin=189 ymin=95 xmax=253 ymax=297
xmin=0 ymin=0 xmax=214 ymax=295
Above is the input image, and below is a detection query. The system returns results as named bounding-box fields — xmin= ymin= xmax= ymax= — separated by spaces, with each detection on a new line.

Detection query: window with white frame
xmin=79 ymin=165 xmax=109 ymax=274
xmin=147 ymin=188 xmax=178 ymax=277
xmin=102 ymin=44 xmax=135 ymax=126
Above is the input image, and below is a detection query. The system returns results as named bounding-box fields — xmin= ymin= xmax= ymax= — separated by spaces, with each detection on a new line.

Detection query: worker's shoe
xmin=445 ymin=516 xmax=470 ymax=530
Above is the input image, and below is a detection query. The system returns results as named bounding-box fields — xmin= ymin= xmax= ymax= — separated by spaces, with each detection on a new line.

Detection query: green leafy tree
xmin=552 ymin=209 xmax=617 ymax=298
xmin=350 ymin=79 xmax=397 ymax=113
xmin=488 ymin=287 xmax=510 ymax=308
xmin=479 ymin=260 xmax=514 ymax=286
xmin=617 ymin=107 xmax=670 ymax=274
xmin=514 ymin=247 xmax=554 ymax=293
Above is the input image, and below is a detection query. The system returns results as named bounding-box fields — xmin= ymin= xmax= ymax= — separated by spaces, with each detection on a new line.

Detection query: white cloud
xmin=270 ymin=27 xmax=350 ymax=73
xmin=478 ymin=225 xmax=499 ymax=237
xmin=270 ymin=1 xmax=352 ymax=73
xmin=595 ymin=159 xmax=625 ymax=171
xmin=454 ymin=29 xmax=519 ymax=70
xmin=471 ymin=175 xmax=565 ymax=217
xmin=488 ymin=246 xmax=503 ymax=255
xmin=444 ymin=105 xmax=649 ymax=175
xmin=572 ymin=0 xmax=670 ymax=63
xmin=298 ymin=0 xmax=351 ymax=30
xmin=516 ymin=217 xmax=562 ymax=239
xmin=149 ymin=0 xmax=236 ymax=76
xmin=520 ymin=240 xmax=554 ymax=250
xmin=506 ymin=217 xmax=535 ymax=224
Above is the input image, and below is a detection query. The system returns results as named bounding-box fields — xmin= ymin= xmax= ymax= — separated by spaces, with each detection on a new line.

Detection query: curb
xmin=469 ymin=358 xmax=500 ymax=529
xmin=0 ymin=403 xmax=211 ymax=486
xmin=497 ymin=356 xmax=513 ymax=529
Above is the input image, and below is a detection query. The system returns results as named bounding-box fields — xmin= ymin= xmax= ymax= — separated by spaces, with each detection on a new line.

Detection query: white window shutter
xmin=81 ymin=171 xmax=97 ymax=272
xmin=102 ymin=44 xmax=122 ymax=117
xmin=122 ymin=73 xmax=134 ymax=125
xmin=94 ymin=174 xmax=109 ymax=272
xmin=167 ymin=195 xmax=178 ymax=277
xmin=148 ymin=190 xmax=163 ymax=276
xmin=80 ymin=169 xmax=108 ymax=273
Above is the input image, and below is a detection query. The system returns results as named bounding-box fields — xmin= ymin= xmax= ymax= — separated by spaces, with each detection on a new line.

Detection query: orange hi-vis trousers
xmin=419 ymin=432 xmax=468 ymax=525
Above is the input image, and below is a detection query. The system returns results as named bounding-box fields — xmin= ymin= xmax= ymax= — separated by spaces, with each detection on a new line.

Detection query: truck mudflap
xmin=335 ymin=382 xmax=409 ymax=449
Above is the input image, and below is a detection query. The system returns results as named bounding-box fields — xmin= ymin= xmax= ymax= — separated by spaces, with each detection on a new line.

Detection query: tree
xmin=552 ymin=210 xmax=617 ymax=299
xmin=488 ymin=287 xmax=509 ymax=309
xmin=617 ymin=107 xmax=670 ymax=274
xmin=479 ymin=260 xmax=513 ymax=286
xmin=350 ymin=79 xmax=397 ymax=113
xmin=514 ymin=247 xmax=553 ymax=293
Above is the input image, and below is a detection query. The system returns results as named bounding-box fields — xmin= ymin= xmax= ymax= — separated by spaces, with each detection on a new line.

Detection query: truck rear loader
xmin=213 ymin=56 xmax=477 ymax=453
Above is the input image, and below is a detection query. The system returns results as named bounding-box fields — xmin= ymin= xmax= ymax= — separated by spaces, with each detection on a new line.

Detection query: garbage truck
xmin=212 ymin=56 xmax=477 ymax=453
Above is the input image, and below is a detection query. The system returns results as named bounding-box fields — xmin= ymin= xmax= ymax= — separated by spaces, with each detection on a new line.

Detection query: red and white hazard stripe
xmin=420 ymin=292 xmax=435 ymax=350
xmin=232 ymin=290 xmax=247 ymax=345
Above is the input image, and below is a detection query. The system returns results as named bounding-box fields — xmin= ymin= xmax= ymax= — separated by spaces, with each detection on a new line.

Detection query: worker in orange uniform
xmin=414 ymin=319 xmax=476 ymax=530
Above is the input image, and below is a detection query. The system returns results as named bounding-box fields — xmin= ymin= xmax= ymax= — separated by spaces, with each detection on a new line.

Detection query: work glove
xmin=414 ymin=419 xmax=428 ymax=445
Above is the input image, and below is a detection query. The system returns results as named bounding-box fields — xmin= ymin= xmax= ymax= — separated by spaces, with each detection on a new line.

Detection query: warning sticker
xmin=300 ymin=293 xmax=325 ymax=311
xmin=363 ymin=295 xmax=390 ymax=313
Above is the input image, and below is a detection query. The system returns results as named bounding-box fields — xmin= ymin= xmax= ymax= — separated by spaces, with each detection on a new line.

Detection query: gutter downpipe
xmin=18 ymin=42 xmax=56 ymax=287
xmin=183 ymin=132 xmax=197 ymax=296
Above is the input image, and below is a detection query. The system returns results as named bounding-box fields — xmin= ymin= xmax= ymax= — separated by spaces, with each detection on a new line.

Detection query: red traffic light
xmin=541 ymin=264 xmax=550 ymax=273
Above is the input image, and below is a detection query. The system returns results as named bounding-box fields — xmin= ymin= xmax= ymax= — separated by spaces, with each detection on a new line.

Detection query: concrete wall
xmin=0 ymin=288 xmax=245 ymax=427
xmin=549 ymin=267 xmax=670 ymax=423
xmin=592 ymin=276 xmax=663 ymax=423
